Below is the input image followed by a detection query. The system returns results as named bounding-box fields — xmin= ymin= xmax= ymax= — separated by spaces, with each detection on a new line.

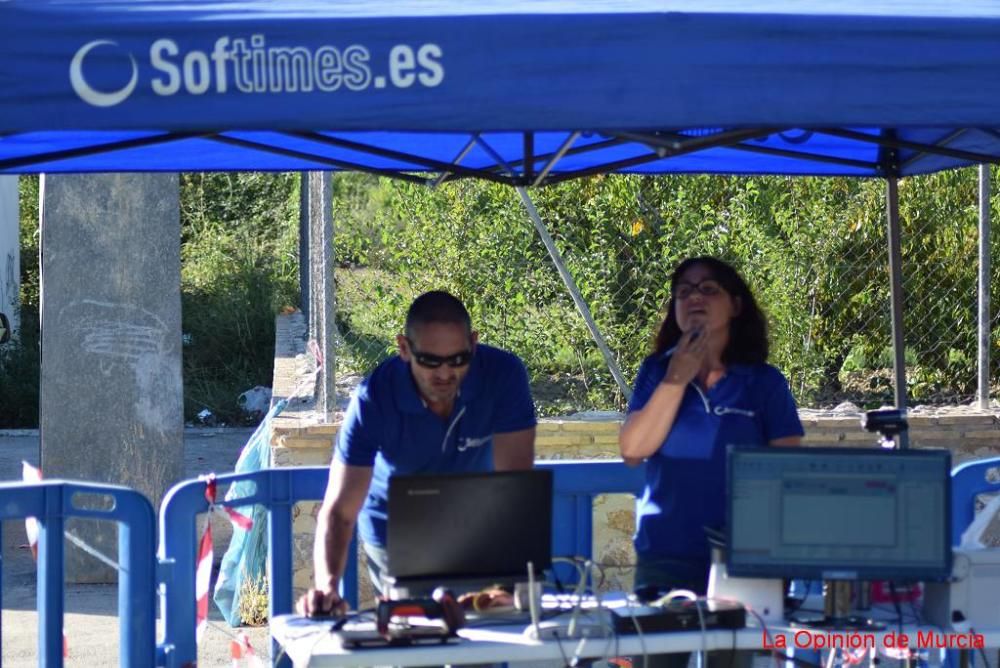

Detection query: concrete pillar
xmin=0 ymin=176 xmax=17 ymax=343
xmin=39 ymin=174 xmax=184 ymax=582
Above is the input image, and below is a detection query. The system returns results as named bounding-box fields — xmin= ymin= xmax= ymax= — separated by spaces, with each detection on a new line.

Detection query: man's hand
xmin=296 ymin=586 xmax=348 ymax=618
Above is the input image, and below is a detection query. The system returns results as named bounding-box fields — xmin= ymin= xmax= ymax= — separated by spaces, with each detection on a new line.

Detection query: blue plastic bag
xmin=213 ymin=400 xmax=286 ymax=626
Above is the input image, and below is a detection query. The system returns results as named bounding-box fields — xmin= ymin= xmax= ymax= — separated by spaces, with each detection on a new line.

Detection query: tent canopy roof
xmin=4 ymin=0 xmax=1000 ymax=182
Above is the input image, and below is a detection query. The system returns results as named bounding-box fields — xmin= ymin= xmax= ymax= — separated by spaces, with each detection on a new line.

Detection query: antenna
xmin=527 ymin=561 xmax=541 ymax=637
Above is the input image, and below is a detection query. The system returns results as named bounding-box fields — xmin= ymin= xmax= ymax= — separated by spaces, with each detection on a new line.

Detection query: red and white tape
xmin=229 ymin=630 xmax=265 ymax=667
xmin=196 ymin=475 xmax=254 ymax=645
xmin=195 ymin=518 xmax=214 ymax=643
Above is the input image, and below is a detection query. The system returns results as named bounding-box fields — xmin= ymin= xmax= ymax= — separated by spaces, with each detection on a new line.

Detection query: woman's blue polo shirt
xmin=335 ymin=344 xmax=536 ymax=549
xmin=628 ymin=352 xmax=803 ymax=571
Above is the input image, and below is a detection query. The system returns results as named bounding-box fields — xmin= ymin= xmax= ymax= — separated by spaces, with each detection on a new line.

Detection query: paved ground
xmin=0 ymin=428 xmax=272 ymax=667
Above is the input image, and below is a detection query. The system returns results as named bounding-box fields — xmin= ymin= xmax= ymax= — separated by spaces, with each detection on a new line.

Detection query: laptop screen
xmin=386 ymin=469 xmax=553 ymax=584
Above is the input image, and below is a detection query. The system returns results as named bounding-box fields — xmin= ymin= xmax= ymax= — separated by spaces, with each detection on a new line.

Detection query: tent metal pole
xmin=821 ymin=127 xmax=1000 ymax=167
xmin=900 ymin=129 xmax=969 ymax=170
xmin=978 ymin=164 xmax=992 ymax=409
xmin=431 ymin=136 xmax=478 ymax=188
xmin=515 ymin=186 xmax=631 ymax=400
xmin=885 ymin=174 xmax=910 ymax=449
xmin=532 ymin=132 xmax=580 ymax=187
xmin=478 ymin=134 xmax=631 ymax=400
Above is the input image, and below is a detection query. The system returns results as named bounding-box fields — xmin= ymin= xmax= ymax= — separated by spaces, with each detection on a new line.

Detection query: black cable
xmin=977 ymin=646 xmax=994 ymax=668
xmin=693 ymin=596 xmax=709 ymax=668
xmin=552 ymin=630 xmax=571 ymax=667
xmin=906 ymin=596 xmax=924 ymax=626
xmin=551 ymin=566 xmax=567 ymax=594
xmin=619 ymin=598 xmax=648 ymax=668
xmin=888 ymin=582 xmax=910 ymax=663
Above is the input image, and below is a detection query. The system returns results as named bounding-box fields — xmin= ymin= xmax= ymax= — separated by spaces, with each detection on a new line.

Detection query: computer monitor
xmin=726 ymin=446 xmax=952 ymax=582
xmin=386 ymin=469 xmax=552 ymax=592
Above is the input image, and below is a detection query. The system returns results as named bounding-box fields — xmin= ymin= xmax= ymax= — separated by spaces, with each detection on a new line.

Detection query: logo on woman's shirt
xmin=457 ymin=435 xmax=491 ymax=452
xmin=714 ymin=405 xmax=756 ymax=418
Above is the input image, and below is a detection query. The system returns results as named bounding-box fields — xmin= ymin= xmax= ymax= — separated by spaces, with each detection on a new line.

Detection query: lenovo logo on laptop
xmin=406 ymin=488 xmax=441 ymax=496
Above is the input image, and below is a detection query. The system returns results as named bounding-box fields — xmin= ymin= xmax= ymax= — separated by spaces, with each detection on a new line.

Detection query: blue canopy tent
xmin=5 ymin=3 xmax=1000 ymax=665
xmin=4 ymin=0 xmax=1000 ymax=179
xmin=5 ymin=0 xmax=1000 ymax=427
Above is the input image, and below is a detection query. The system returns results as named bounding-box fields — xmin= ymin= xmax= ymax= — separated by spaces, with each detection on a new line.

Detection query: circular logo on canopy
xmin=70 ymin=40 xmax=138 ymax=107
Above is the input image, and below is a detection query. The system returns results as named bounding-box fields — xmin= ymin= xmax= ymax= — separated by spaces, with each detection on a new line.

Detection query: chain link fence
xmin=331 ymin=169 xmax=999 ymax=415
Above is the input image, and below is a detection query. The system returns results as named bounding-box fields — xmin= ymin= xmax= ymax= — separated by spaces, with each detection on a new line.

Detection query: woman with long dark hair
xmin=620 ymin=256 xmax=803 ymax=600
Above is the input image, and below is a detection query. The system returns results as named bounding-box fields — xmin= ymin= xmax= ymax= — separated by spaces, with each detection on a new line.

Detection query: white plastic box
xmin=924 ymin=548 xmax=1000 ymax=629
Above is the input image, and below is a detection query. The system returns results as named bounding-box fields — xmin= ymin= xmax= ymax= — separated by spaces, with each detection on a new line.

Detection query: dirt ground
xmin=0 ymin=428 xmax=272 ymax=667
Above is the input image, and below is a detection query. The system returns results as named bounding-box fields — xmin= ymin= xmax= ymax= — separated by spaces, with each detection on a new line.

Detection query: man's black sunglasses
xmin=406 ymin=338 xmax=474 ymax=368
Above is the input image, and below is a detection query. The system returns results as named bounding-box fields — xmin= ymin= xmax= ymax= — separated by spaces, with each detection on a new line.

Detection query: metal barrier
xmin=951 ymin=455 xmax=1000 ymax=546
xmin=16 ymin=457 xmax=1000 ymax=668
xmin=156 ymin=466 xmax=356 ymax=668
xmin=537 ymin=459 xmax=645 ymax=563
xmin=0 ymin=479 xmax=156 ymax=668
xmin=946 ymin=456 xmax=1000 ymax=668
xmin=156 ymin=460 xmax=643 ymax=667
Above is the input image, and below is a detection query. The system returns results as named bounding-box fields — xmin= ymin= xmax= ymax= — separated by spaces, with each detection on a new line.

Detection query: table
xmin=272 ymin=613 xmax=757 ymax=667
xmin=272 ymin=609 xmax=1000 ymax=668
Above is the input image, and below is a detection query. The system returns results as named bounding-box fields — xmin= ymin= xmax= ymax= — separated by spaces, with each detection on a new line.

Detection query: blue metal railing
xmin=15 ymin=456 xmax=1000 ymax=667
xmin=0 ymin=479 xmax=156 ymax=668
xmin=156 ymin=466 xmax=357 ymax=668
xmin=951 ymin=455 xmax=1000 ymax=546
xmin=537 ymin=459 xmax=645 ymax=562
xmin=0 ymin=461 xmax=644 ymax=667
xmin=945 ymin=456 xmax=1000 ymax=668
xmin=156 ymin=460 xmax=643 ymax=667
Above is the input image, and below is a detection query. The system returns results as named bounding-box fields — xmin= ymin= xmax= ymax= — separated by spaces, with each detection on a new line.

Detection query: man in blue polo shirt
xmin=298 ymin=290 xmax=536 ymax=617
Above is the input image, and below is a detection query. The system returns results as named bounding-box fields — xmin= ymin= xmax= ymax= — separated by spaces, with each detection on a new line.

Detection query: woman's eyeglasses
xmin=406 ymin=338 xmax=474 ymax=368
xmin=674 ymin=279 xmax=724 ymax=300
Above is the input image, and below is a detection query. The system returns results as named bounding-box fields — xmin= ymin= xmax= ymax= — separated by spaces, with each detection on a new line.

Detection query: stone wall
xmin=268 ymin=310 xmax=339 ymax=598
xmin=269 ymin=313 xmax=1000 ymax=604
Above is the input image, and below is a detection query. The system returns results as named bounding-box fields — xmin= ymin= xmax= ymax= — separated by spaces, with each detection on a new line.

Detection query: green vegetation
xmin=237 ymin=571 xmax=270 ymax=626
xmin=179 ymin=173 xmax=300 ymax=424
xmin=330 ymin=171 xmax=996 ymax=413
xmin=0 ymin=176 xmax=40 ymax=427
xmin=1 ymin=174 xmax=300 ymax=427
xmin=1 ymin=169 xmax=998 ymax=427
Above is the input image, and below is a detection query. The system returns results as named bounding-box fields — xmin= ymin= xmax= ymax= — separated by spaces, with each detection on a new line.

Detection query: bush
xmin=179 ymin=174 xmax=301 ymax=423
xmin=5 ymin=167 xmax=1000 ymax=426
xmin=0 ymin=307 xmax=40 ymax=428
xmin=2 ymin=174 xmax=302 ymax=427
xmin=237 ymin=572 xmax=269 ymax=626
